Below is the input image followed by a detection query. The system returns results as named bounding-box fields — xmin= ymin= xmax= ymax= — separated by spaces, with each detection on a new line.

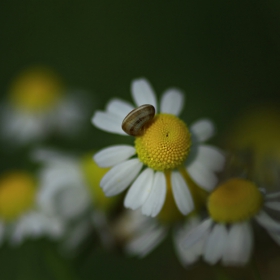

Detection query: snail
xmin=122 ymin=104 xmax=155 ymax=136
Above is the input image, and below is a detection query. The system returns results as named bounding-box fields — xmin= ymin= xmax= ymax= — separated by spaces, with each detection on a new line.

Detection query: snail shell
xmin=122 ymin=104 xmax=155 ymax=136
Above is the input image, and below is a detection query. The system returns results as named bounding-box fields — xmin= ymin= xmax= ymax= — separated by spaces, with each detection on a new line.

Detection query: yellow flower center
xmin=81 ymin=154 xmax=119 ymax=211
xmin=9 ymin=67 xmax=64 ymax=112
xmin=208 ymin=178 xmax=263 ymax=223
xmin=135 ymin=114 xmax=191 ymax=171
xmin=0 ymin=172 xmax=36 ymax=221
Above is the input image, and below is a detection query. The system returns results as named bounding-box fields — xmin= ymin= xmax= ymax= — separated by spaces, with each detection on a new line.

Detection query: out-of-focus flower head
xmin=181 ymin=177 xmax=280 ymax=266
xmin=224 ymin=104 xmax=280 ymax=190
xmin=9 ymin=66 xmax=64 ymax=113
xmin=111 ymin=209 xmax=167 ymax=258
xmin=0 ymin=170 xmax=64 ymax=246
xmin=32 ymin=148 xmax=120 ymax=252
xmin=0 ymin=66 xmax=90 ymax=146
xmin=92 ymin=78 xmax=225 ymax=218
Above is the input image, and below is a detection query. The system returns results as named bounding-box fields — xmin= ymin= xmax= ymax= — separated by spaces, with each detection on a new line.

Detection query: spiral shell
xmin=122 ymin=104 xmax=155 ymax=136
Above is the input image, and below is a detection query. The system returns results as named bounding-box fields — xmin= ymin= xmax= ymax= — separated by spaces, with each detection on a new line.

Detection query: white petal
xmin=266 ymin=192 xmax=280 ymax=199
xmin=106 ymin=98 xmax=134 ymax=119
xmin=222 ymin=222 xmax=253 ymax=266
xmin=54 ymin=186 xmax=91 ymax=220
xmin=0 ymin=107 xmax=49 ymax=144
xmin=131 ymin=78 xmax=157 ymax=111
xmin=126 ymin=225 xmax=167 ymax=257
xmin=124 ymin=168 xmax=154 ymax=210
xmin=100 ymin=159 xmax=143 ymax=196
xmin=0 ymin=222 xmax=5 ymax=245
xmin=61 ymin=220 xmax=91 ymax=251
xmin=186 ymin=161 xmax=218 ymax=191
xmin=190 ymin=119 xmax=215 ymax=142
xmin=265 ymin=201 xmax=280 ymax=211
xmin=91 ymin=111 xmax=126 ymax=135
xmin=255 ymin=210 xmax=280 ymax=232
xmin=173 ymin=217 xmax=204 ymax=266
xmin=182 ymin=218 xmax=213 ymax=249
xmin=203 ymin=224 xmax=228 ymax=265
xmin=10 ymin=212 xmax=65 ymax=245
xmin=171 ymin=171 xmax=194 ymax=215
xmin=94 ymin=145 xmax=136 ymax=167
xmin=160 ymin=88 xmax=184 ymax=116
xmin=31 ymin=148 xmax=65 ymax=162
xmin=194 ymin=145 xmax=225 ymax=172
xmin=268 ymin=231 xmax=280 ymax=246
xmin=113 ymin=209 xmax=151 ymax=236
xmin=142 ymin=172 xmax=166 ymax=217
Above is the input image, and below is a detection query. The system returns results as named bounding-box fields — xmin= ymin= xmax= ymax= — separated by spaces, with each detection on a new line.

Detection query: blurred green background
xmin=1 ymin=0 xmax=280 ymax=279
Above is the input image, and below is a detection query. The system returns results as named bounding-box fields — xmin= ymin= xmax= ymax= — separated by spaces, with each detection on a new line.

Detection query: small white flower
xmin=0 ymin=67 xmax=90 ymax=146
xmin=32 ymin=148 xmax=119 ymax=252
xmin=92 ymin=78 xmax=225 ymax=217
xmin=0 ymin=171 xmax=65 ymax=245
xmin=182 ymin=178 xmax=280 ymax=266
xmin=32 ymin=149 xmax=92 ymax=221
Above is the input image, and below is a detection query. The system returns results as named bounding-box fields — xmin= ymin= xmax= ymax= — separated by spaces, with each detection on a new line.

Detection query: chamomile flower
xmin=92 ymin=78 xmax=225 ymax=217
xmin=0 ymin=171 xmax=64 ymax=246
xmin=182 ymin=178 xmax=280 ymax=266
xmin=33 ymin=149 xmax=92 ymax=221
xmin=32 ymin=148 xmax=120 ymax=251
xmin=0 ymin=66 xmax=89 ymax=145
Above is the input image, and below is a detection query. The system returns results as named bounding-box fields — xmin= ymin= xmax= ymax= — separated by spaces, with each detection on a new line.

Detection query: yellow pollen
xmin=135 ymin=114 xmax=191 ymax=171
xmin=81 ymin=153 xmax=120 ymax=211
xmin=208 ymin=178 xmax=263 ymax=223
xmin=0 ymin=172 xmax=36 ymax=221
xmin=9 ymin=67 xmax=64 ymax=112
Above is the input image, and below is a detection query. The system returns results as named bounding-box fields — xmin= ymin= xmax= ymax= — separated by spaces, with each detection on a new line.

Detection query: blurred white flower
xmin=0 ymin=171 xmax=65 ymax=246
xmin=32 ymin=148 xmax=120 ymax=253
xmin=182 ymin=178 xmax=280 ymax=266
xmin=111 ymin=209 xmax=167 ymax=258
xmin=0 ymin=66 xmax=91 ymax=146
xmin=34 ymin=149 xmax=91 ymax=221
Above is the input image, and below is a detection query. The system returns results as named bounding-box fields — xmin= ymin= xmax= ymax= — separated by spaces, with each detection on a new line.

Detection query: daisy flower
xmin=0 ymin=66 xmax=90 ymax=146
xmin=182 ymin=177 xmax=280 ymax=266
xmin=92 ymin=78 xmax=225 ymax=217
xmin=33 ymin=149 xmax=92 ymax=221
xmin=0 ymin=171 xmax=64 ymax=246
xmin=32 ymin=148 xmax=120 ymax=251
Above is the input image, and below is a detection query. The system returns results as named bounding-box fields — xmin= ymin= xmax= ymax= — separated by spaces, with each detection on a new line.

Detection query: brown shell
xmin=122 ymin=104 xmax=155 ymax=136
